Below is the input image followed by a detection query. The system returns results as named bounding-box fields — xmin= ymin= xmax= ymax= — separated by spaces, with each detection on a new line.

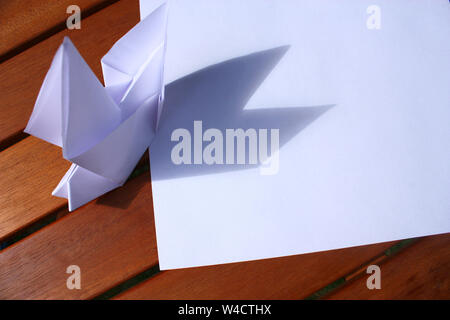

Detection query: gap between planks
xmin=306 ymin=238 xmax=419 ymax=299
xmin=325 ymin=234 xmax=450 ymax=299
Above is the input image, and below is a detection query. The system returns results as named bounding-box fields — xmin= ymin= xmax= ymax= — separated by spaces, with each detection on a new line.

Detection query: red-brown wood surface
xmin=116 ymin=242 xmax=395 ymax=300
xmin=327 ymin=234 xmax=450 ymax=300
xmin=0 ymin=174 xmax=157 ymax=300
xmin=0 ymin=0 xmax=116 ymax=59
xmin=0 ymin=137 xmax=69 ymax=241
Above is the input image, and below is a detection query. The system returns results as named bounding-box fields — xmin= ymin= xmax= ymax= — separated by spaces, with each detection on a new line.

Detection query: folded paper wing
xmin=102 ymin=0 xmax=168 ymax=126
xmin=24 ymin=2 xmax=168 ymax=211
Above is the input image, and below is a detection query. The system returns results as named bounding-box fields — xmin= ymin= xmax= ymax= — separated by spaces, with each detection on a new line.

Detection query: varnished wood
xmin=0 ymin=174 xmax=157 ymax=300
xmin=0 ymin=0 xmax=139 ymax=149
xmin=115 ymin=242 xmax=395 ymax=300
xmin=327 ymin=234 xmax=450 ymax=299
xmin=0 ymin=0 xmax=117 ymax=61
xmin=0 ymin=136 xmax=70 ymax=241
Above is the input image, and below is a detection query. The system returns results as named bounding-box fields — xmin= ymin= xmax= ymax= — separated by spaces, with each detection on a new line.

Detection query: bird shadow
xmin=149 ymin=45 xmax=335 ymax=180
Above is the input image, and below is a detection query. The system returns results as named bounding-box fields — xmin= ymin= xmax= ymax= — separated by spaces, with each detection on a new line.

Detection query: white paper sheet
xmin=150 ymin=0 xmax=450 ymax=269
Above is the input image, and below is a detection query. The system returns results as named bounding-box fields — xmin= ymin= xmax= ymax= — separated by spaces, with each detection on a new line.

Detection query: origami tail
xmin=52 ymin=164 xmax=121 ymax=211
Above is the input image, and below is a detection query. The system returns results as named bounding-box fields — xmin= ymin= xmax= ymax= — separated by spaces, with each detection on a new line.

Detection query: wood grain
xmin=0 ymin=0 xmax=117 ymax=60
xmin=0 ymin=136 xmax=70 ymax=241
xmin=115 ymin=242 xmax=395 ymax=300
xmin=0 ymin=0 xmax=139 ymax=149
xmin=326 ymin=234 xmax=450 ymax=299
xmin=0 ymin=174 xmax=157 ymax=300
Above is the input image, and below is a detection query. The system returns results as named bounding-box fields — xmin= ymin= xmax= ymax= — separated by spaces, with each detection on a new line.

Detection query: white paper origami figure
xmin=25 ymin=2 xmax=168 ymax=211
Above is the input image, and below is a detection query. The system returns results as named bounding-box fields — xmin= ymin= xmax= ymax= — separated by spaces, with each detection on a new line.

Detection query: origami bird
xmin=24 ymin=1 xmax=168 ymax=211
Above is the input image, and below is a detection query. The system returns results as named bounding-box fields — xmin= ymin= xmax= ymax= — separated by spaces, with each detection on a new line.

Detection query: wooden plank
xmin=0 ymin=0 xmax=117 ymax=60
xmin=0 ymin=174 xmax=158 ymax=300
xmin=115 ymin=242 xmax=395 ymax=300
xmin=0 ymin=0 xmax=139 ymax=149
xmin=0 ymin=137 xmax=69 ymax=241
xmin=326 ymin=234 xmax=450 ymax=299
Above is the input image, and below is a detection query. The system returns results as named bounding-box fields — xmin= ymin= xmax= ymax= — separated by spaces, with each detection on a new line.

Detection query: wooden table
xmin=0 ymin=0 xmax=448 ymax=300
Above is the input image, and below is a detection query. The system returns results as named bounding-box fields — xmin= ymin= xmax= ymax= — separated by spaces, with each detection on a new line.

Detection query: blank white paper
xmin=149 ymin=0 xmax=450 ymax=269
